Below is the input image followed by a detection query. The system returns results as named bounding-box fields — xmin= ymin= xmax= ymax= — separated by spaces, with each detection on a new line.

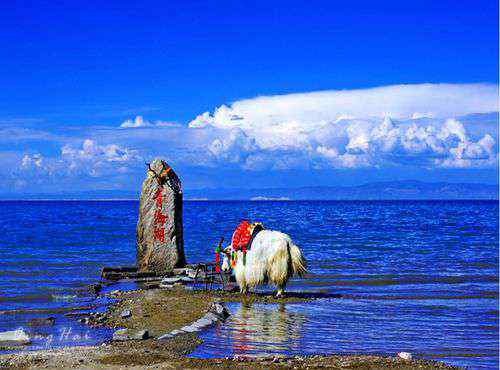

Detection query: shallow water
xmin=0 ymin=200 xmax=498 ymax=368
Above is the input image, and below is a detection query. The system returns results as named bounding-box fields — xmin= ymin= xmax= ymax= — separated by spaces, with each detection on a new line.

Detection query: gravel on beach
xmin=0 ymin=287 xmax=462 ymax=369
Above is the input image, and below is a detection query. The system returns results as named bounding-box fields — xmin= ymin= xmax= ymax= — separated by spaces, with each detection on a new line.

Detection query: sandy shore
xmin=0 ymin=287 xmax=461 ymax=369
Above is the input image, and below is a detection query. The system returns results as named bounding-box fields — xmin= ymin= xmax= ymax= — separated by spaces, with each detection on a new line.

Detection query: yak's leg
xmin=275 ymin=285 xmax=285 ymax=298
xmin=239 ymin=281 xmax=248 ymax=295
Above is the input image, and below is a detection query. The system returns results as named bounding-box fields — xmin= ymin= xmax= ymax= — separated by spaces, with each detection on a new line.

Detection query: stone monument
xmin=136 ymin=158 xmax=186 ymax=273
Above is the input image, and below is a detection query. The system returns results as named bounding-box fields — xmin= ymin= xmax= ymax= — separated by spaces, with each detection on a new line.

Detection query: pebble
xmin=120 ymin=309 xmax=131 ymax=318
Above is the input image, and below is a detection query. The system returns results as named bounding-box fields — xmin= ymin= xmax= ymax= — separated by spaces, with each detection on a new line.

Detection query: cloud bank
xmin=188 ymin=83 xmax=498 ymax=170
xmin=189 ymin=83 xmax=498 ymax=128
xmin=4 ymin=83 xmax=499 ymax=193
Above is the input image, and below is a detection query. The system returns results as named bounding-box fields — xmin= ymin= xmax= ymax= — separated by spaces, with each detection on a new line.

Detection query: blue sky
xmin=0 ymin=0 xmax=498 ymax=195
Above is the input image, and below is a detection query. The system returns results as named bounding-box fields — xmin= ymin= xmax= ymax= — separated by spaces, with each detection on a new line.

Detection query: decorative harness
xmin=215 ymin=221 xmax=264 ymax=272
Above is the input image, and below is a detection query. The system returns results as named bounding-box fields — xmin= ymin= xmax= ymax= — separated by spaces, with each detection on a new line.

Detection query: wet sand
xmin=0 ymin=287 xmax=462 ymax=369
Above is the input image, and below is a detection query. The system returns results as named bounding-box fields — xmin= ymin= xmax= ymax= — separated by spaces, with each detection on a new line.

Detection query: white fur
xmin=222 ymin=230 xmax=307 ymax=296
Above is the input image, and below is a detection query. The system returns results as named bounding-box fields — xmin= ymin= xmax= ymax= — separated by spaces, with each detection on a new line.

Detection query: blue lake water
xmin=0 ymin=200 xmax=498 ymax=368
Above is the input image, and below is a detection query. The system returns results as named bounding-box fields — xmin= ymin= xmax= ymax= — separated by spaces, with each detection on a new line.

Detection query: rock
xmin=120 ymin=309 xmax=131 ymax=318
xmin=78 ymin=317 xmax=89 ymax=324
xmin=179 ymin=324 xmax=200 ymax=333
xmin=88 ymin=283 xmax=102 ymax=295
xmin=28 ymin=317 xmax=55 ymax=327
xmin=192 ymin=317 xmax=214 ymax=329
xmin=173 ymin=267 xmax=188 ymax=275
xmin=112 ymin=329 xmax=149 ymax=341
xmin=397 ymin=352 xmax=412 ymax=361
xmin=143 ymin=282 xmax=160 ymax=290
xmin=157 ymin=333 xmax=174 ymax=340
xmin=159 ymin=283 xmax=174 ymax=290
xmin=136 ymin=158 xmax=186 ymax=274
xmin=161 ymin=277 xmax=183 ymax=284
xmin=0 ymin=329 xmax=30 ymax=346
xmin=210 ymin=302 xmax=230 ymax=320
xmin=187 ymin=268 xmax=205 ymax=279
xmin=204 ymin=312 xmax=220 ymax=322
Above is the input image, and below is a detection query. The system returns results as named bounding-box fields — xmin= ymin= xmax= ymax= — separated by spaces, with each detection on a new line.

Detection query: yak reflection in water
xmin=218 ymin=302 xmax=307 ymax=357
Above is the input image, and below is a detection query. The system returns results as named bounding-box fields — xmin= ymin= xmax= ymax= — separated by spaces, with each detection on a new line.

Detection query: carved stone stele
xmin=136 ymin=158 xmax=186 ymax=273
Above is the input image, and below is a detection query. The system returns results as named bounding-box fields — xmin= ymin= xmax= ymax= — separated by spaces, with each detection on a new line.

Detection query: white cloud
xmin=120 ymin=116 xmax=151 ymax=128
xmin=187 ymin=84 xmax=498 ymax=170
xmin=61 ymin=139 xmax=140 ymax=167
xmin=189 ymin=83 xmax=498 ymax=129
xmin=21 ymin=154 xmax=43 ymax=169
xmin=120 ymin=115 xmax=180 ymax=128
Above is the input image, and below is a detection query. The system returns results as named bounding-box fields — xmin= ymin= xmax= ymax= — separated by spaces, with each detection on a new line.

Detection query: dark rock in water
xmin=187 ymin=268 xmax=205 ymax=279
xmin=173 ymin=267 xmax=188 ymax=275
xmin=161 ymin=277 xmax=184 ymax=284
xmin=136 ymin=158 xmax=186 ymax=274
xmin=88 ymin=283 xmax=102 ymax=295
xmin=112 ymin=328 xmax=149 ymax=341
xmin=143 ymin=282 xmax=160 ymax=290
xmin=28 ymin=317 xmax=55 ymax=327
xmin=0 ymin=329 xmax=30 ymax=346
xmin=78 ymin=317 xmax=90 ymax=324
xmin=210 ymin=302 xmax=230 ymax=320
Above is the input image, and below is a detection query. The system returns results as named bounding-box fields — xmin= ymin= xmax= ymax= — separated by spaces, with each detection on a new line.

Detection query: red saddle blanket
xmin=231 ymin=221 xmax=263 ymax=252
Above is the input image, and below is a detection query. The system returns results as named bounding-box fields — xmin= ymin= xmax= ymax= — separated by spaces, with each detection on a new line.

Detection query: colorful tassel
xmin=214 ymin=245 xmax=221 ymax=273
xmin=231 ymin=251 xmax=236 ymax=267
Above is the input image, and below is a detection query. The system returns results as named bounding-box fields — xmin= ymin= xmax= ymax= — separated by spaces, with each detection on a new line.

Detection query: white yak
xmin=221 ymin=230 xmax=307 ymax=297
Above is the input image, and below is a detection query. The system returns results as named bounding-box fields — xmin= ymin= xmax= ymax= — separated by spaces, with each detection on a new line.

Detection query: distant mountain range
xmin=185 ymin=181 xmax=498 ymax=200
xmin=1 ymin=181 xmax=497 ymax=201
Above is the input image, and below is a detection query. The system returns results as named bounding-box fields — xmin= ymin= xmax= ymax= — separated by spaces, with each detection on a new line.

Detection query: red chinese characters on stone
xmin=153 ymin=187 xmax=167 ymax=242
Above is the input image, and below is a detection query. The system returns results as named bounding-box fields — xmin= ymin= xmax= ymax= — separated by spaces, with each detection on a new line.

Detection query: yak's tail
xmin=288 ymin=242 xmax=307 ymax=277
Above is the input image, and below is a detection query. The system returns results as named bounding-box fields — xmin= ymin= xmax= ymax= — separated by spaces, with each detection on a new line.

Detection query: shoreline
xmin=0 ymin=286 xmax=462 ymax=369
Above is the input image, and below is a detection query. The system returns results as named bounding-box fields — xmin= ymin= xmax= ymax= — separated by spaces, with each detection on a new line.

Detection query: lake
xmin=0 ymin=200 xmax=498 ymax=369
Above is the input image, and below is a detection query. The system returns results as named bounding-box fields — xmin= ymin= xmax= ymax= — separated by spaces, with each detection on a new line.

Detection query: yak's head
xmin=221 ymin=245 xmax=234 ymax=272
